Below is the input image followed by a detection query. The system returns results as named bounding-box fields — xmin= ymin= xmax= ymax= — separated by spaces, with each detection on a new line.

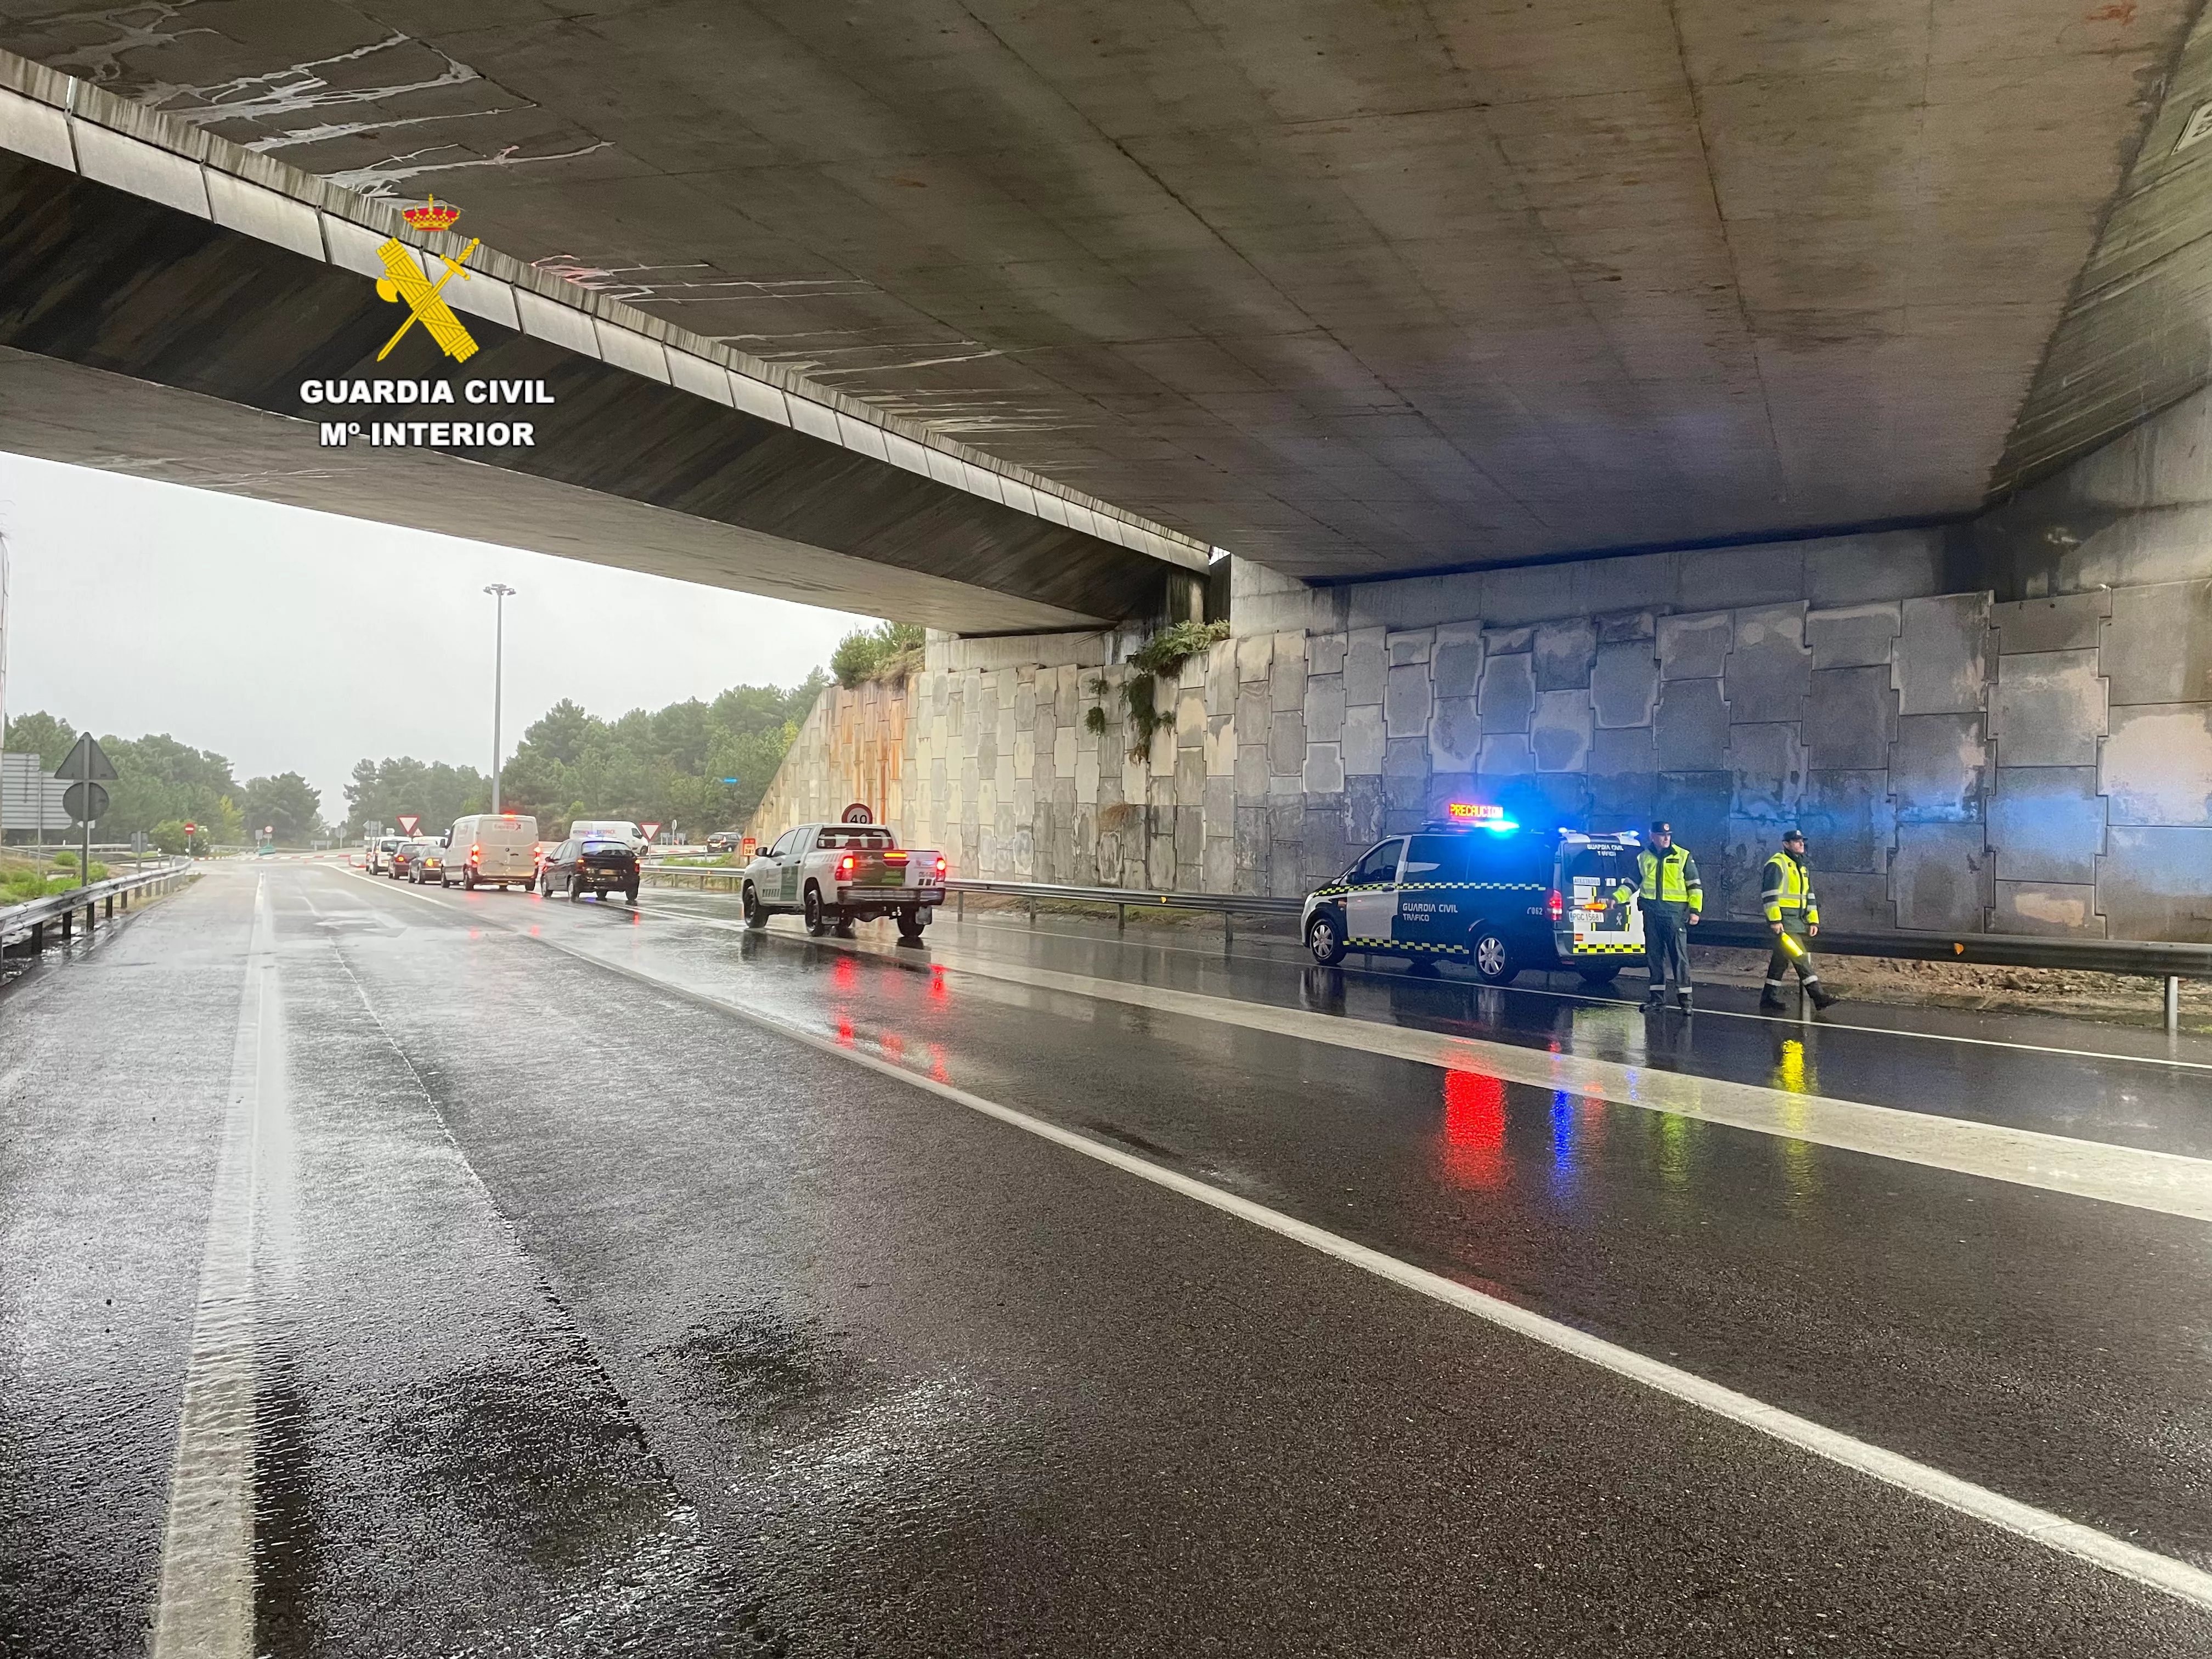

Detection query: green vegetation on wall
xmin=830 ymin=622 xmax=925 ymax=689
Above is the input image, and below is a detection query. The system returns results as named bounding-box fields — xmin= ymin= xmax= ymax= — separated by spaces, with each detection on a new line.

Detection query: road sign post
xmin=60 ymin=732 xmax=116 ymax=887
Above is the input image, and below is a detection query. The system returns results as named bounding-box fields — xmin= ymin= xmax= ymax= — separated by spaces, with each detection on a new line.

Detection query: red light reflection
xmin=836 ymin=1014 xmax=855 ymax=1047
xmin=881 ymin=1031 xmax=906 ymax=1063
xmin=930 ymin=966 xmax=949 ymax=1003
xmin=1437 ymin=1069 xmax=1508 ymax=1190
xmin=929 ymin=1042 xmax=950 ymax=1083
xmin=834 ymin=956 xmax=858 ymax=990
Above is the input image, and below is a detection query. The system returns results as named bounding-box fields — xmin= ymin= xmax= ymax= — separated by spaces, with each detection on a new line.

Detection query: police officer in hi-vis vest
xmin=1761 ymin=827 xmax=1838 ymax=1011
xmin=1614 ymin=820 xmax=1702 ymax=1011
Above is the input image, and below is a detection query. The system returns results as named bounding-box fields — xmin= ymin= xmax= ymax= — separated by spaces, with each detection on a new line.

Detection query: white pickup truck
xmin=740 ymin=821 xmax=946 ymax=939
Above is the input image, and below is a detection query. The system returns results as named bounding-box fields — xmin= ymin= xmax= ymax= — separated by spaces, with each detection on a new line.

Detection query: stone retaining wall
xmin=750 ymin=391 xmax=2212 ymax=941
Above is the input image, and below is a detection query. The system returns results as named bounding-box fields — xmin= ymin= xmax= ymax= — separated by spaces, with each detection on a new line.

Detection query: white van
xmin=443 ymin=813 xmax=539 ymax=889
xmin=570 ymin=819 xmax=648 ymax=854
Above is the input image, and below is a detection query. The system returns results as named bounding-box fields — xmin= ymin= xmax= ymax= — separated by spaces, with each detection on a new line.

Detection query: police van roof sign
xmin=1443 ymin=801 xmax=1518 ymax=830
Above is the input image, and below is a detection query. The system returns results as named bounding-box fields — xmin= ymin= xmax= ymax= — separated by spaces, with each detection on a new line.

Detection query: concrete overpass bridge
xmin=4 ymin=0 xmax=2210 ymax=586
xmin=2 ymin=5 xmax=2210 ymax=936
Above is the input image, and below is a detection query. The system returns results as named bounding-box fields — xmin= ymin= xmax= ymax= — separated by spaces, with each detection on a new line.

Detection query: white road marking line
xmin=345 ymin=870 xmax=2212 ymax=1221
xmin=611 ymin=895 xmax=2212 ymax=1225
xmin=150 ymin=878 xmax=280 ymax=1658
xmin=433 ymin=887 xmax=2212 ymax=1615
xmin=643 ymin=890 xmax=2212 ymax=1074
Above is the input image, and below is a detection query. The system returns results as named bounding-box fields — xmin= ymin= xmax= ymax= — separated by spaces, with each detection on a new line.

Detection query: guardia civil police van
xmin=1300 ymin=802 xmax=1646 ymax=985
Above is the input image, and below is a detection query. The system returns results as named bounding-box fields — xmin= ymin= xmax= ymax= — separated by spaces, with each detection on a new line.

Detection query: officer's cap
xmin=1649 ymin=820 xmax=1673 ymax=835
xmin=1782 ymin=827 xmax=1806 ymax=844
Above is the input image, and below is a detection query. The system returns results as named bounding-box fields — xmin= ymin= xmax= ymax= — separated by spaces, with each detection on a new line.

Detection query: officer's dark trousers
xmin=1765 ymin=917 xmax=1820 ymax=991
xmin=1644 ymin=906 xmax=1691 ymax=992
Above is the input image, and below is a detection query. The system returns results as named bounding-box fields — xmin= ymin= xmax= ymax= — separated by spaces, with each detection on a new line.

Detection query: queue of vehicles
xmin=359 ymin=813 xmax=653 ymax=902
xmin=358 ymin=798 xmax=1625 ymax=989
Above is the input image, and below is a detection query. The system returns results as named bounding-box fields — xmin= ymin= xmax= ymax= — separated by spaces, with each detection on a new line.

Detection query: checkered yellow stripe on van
xmin=1346 ymin=937 xmax=1469 ymax=955
xmin=1571 ymin=941 xmax=1645 ymax=955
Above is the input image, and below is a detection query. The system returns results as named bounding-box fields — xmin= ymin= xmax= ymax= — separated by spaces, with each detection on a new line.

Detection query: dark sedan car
xmin=535 ymin=836 xmax=640 ymax=903
xmin=389 ymin=838 xmax=436 ymax=881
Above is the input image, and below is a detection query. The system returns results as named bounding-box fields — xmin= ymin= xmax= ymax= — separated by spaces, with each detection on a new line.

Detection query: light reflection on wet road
xmin=6 ymin=862 xmax=2212 ymax=1656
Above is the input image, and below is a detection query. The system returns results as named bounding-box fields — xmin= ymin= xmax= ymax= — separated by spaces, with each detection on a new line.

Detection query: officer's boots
xmin=1807 ymin=983 xmax=1838 ymax=1011
xmin=1759 ymin=987 xmax=1788 ymax=1012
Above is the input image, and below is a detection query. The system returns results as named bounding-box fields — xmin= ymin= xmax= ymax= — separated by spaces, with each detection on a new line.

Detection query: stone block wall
xmin=751 ymin=392 xmax=2212 ymax=940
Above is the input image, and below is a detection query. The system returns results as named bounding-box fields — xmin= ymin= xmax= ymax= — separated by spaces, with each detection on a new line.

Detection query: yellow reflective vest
xmin=1615 ymin=845 xmax=1703 ymax=913
xmin=1761 ymin=851 xmax=1820 ymax=926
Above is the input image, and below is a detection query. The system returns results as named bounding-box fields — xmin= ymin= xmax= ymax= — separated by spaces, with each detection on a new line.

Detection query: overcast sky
xmin=0 ymin=453 xmax=860 ymax=817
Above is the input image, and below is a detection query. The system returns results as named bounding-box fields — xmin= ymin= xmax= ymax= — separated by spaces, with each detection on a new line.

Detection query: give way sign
xmin=640 ymin=822 xmax=662 ymax=842
xmin=396 ymin=814 xmax=420 ymax=836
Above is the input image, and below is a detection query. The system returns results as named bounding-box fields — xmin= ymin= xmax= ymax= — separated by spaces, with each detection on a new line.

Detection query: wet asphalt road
xmin=7 ymin=861 xmax=2212 ymax=1656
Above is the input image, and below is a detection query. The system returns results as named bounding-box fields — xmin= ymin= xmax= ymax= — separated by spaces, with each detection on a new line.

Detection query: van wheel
xmin=742 ymin=884 xmax=768 ymax=929
xmin=803 ymin=884 xmax=829 ymax=935
xmin=1306 ymin=911 xmax=1346 ymax=967
xmin=462 ymin=869 xmax=476 ymax=891
xmin=1470 ymin=928 xmax=1516 ymax=985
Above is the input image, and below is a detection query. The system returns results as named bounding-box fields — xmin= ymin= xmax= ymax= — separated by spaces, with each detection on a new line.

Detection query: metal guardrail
xmin=0 ymin=857 xmax=194 ymax=950
xmin=640 ymin=865 xmax=744 ymax=892
xmin=943 ymin=877 xmax=1300 ymax=941
xmin=1683 ymin=918 xmax=2212 ymax=981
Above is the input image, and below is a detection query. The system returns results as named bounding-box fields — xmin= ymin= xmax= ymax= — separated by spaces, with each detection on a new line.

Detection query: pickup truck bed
xmin=739 ymin=822 xmax=945 ymax=939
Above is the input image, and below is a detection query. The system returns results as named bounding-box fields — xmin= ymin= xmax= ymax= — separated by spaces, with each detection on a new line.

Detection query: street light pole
xmin=484 ymin=583 xmax=516 ymax=812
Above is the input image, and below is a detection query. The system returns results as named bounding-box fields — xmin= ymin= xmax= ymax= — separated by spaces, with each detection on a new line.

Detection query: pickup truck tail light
xmin=934 ymin=854 xmax=947 ymax=878
xmin=837 ymin=854 xmax=855 ymax=878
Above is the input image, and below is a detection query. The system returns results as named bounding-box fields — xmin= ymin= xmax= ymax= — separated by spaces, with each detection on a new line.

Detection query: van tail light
xmin=837 ymin=854 xmax=855 ymax=878
xmin=470 ymin=843 xmax=482 ymax=865
xmin=934 ymin=855 xmax=947 ymax=878
xmin=1547 ymin=888 xmax=1564 ymax=921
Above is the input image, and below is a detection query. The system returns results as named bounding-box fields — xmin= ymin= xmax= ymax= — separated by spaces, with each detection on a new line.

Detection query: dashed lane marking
xmin=323 ymin=864 xmax=2212 ymax=1615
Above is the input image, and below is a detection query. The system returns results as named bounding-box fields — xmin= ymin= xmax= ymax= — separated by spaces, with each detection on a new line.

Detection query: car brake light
xmin=1547 ymin=889 xmax=1564 ymax=921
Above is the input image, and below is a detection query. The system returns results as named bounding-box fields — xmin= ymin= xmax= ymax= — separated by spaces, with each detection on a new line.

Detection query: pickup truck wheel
xmin=896 ymin=908 xmax=927 ymax=941
xmin=803 ymin=883 xmax=829 ymax=935
xmin=742 ymin=884 xmax=768 ymax=929
xmin=833 ymin=918 xmax=857 ymax=938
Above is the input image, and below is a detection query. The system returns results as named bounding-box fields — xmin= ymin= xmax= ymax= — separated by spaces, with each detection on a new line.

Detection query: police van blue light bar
xmin=1444 ymin=802 xmax=1519 ymax=831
